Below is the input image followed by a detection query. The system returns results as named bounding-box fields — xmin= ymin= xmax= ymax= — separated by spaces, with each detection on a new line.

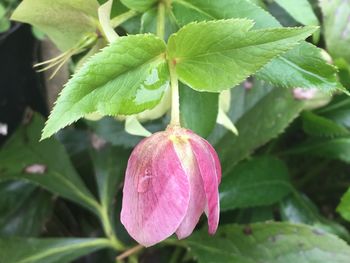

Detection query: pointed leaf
xmin=167 ymin=19 xmax=315 ymax=92
xmin=0 ymin=114 xmax=100 ymax=214
xmin=172 ymin=0 xmax=341 ymax=91
xmin=42 ymin=34 xmax=169 ymax=139
xmin=0 ymin=238 xmax=110 ymax=263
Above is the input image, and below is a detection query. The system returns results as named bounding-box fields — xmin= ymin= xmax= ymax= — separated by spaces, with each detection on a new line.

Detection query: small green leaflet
xmin=172 ymin=0 xmax=341 ymax=91
xmin=42 ymin=34 xmax=169 ymax=140
xmin=11 ymin=0 xmax=99 ymax=51
xmin=167 ymin=19 xmax=316 ymax=92
xmin=121 ymin=0 xmax=158 ymax=12
xmin=185 ymin=222 xmax=350 ymax=263
xmin=0 ymin=238 xmax=110 ymax=263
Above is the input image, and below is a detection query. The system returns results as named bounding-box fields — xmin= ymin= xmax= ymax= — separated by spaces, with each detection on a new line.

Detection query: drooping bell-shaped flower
xmin=121 ymin=125 xmax=221 ymax=247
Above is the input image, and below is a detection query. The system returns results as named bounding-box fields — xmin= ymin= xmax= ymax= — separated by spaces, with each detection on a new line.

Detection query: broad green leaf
xmin=42 ymin=34 xmax=169 ymax=140
xmin=321 ymin=97 xmax=350 ymax=129
xmin=0 ymin=18 xmax=10 ymax=33
xmin=0 ymin=181 xmax=53 ymax=237
xmin=285 ymin=138 xmax=350 ymax=163
xmin=185 ymin=222 xmax=350 ymax=263
xmin=320 ymin=0 xmax=350 ymax=63
xmin=11 ymin=0 xmax=99 ymax=51
xmin=0 ymin=238 xmax=110 ymax=263
xmin=121 ymin=0 xmax=157 ymax=12
xmin=280 ymin=192 xmax=350 ymax=241
xmin=179 ymin=83 xmax=219 ymax=137
xmin=167 ymin=19 xmax=315 ymax=92
xmin=214 ymin=81 xmax=305 ymax=174
xmin=302 ymin=111 xmax=349 ymax=137
xmin=274 ymin=0 xmax=319 ymax=27
xmin=337 ymin=188 xmax=350 ymax=222
xmin=220 ymin=157 xmax=292 ymax=211
xmin=141 ymin=7 xmax=179 ymax=40
xmin=0 ymin=114 xmax=100 ymax=214
xmin=172 ymin=0 xmax=341 ymax=91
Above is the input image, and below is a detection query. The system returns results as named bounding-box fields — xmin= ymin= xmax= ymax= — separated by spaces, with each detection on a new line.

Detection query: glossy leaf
xmin=214 ymin=81 xmax=305 ymax=174
xmin=42 ymin=34 xmax=169 ymax=140
xmin=0 ymin=114 xmax=100 ymax=214
xmin=185 ymin=222 xmax=350 ymax=263
xmin=11 ymin=0 xmax=99 ymax=51
xmin=121 ymin=0 xmax=157 ymax=12
xmin=179 ymin=83 xmax=219 ymax=137
xmin=0 ymin=181 xmax=53 ymax=237
xmin=302 ymin=111 xmax=349 ymax=138
xmin=0 ymin=238 xmax=110 ymax=263
xmin=320 ymin=0 xmax=350 ymax=62
xmin=167 ymin=19 xmax=315 ymax=92
xmin=220 ymin=157 xmax=292 ymax=211
xmin=172 ymin=0 xmax=341 ymax=91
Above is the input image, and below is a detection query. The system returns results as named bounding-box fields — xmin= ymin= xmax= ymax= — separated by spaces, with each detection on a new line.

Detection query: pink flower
xmin=121 ymin=125 xmax=221 ymax=247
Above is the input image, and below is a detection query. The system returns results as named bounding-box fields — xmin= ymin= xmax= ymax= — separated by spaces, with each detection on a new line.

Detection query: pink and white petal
xmin=201 ymin=139 xmax=222 ymax=184
xmin=175 ymin=144 xmax=206 ymax=239
xmin=190 ymin=139 xmax=220 ymax=235
xmin=121 ymin=139 xmax=190 ymax=247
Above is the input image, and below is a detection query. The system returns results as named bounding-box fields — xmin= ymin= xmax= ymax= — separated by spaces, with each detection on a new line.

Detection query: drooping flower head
xmin=121 ymin=125 xmax=221 ymax=247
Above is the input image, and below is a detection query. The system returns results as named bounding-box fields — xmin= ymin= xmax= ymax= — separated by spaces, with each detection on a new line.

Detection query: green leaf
xmin=141 ymin=7 xmax=179 ymax=40
xmin=167 ymin=19 xmax=315 ymax=92
xmin=172 ymin=0 xmax=341 ymax=91
xmin=286 ymin=138 xmax=350 ymax=163
xmin=0 ymin=114 xmax=100 ymax=214
xmin=337 ymin=188 xmax=350 ymax=222
xmin=280 ymin=192 xmax=350 ymax=241
xmin=90 ymin=146 xmax=128 ymax=210
xmin=0 ymin=181 xmax=53 ymax=237
xmin=11 ymin=0 xmax=99 ymax=51
xmin=185 ymin=222 xmax=350 ymax=263
xmin=121 ymin=0 xmax=157 ymax=12
xmin=302 ymin=111 xmax=349 ymax=137
xmin=179 ymin=83 xmax=219 ymax=137
xmin=214 ymin=81 xmax=305 ymax=174
xmin=42 ymin=34 xmax=169 ymax=140
xmin=274 ymin=0 xmax=319 ymax=27
xmin=0 ymin=18 xmax=10 ymax=33
xmin=220 ymin=157 xmax=292 ymax=211
xmin=0 ymin=238 xmax=110 ymax=263
xmin=320 ymin=0 xmax=350 ymax=63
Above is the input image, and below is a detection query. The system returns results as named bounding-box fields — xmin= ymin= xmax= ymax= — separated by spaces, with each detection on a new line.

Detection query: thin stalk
xmin=98 ymin=205 xmax=125 ymax=251
xmin=168 ymin=60 xmax=181 ymax=125
xmin=111 ymin=10 xmax=138 ymax=28
xmin=169 ymin=247 xmax=183 ymax=263
xmin=116 ymin=245 xmax=144 ymax=261
xmin=157 ymin=1 xmax=166 ymax=40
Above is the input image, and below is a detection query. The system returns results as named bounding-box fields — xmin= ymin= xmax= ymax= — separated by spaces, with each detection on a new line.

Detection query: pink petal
xmin=175 ymin=142 xmax=206 ymax=239
xmin=121 ymin=134 xmax=190 ymax=247
xmin=190 ymin=137 xmax=220 ymax=235
xmin=201 ymin=139 xmax=222 ymax=184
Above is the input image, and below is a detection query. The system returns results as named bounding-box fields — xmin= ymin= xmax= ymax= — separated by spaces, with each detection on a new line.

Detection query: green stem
xmin=168 ymin=60 xmax=181 ymax=125
xmin=169 ymin=247 xmax=183 ymax=263
xmin=98 ymin=205 xmax=125 ymax=251
xmin=111 ymin=10 xmax=138 ymax=28
xmin=157 ymin=1 xmax=166 ymax=40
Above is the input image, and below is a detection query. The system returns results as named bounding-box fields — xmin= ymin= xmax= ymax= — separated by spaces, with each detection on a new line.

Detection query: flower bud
xmin=121 ymin=125 xmax=221 ymax=247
